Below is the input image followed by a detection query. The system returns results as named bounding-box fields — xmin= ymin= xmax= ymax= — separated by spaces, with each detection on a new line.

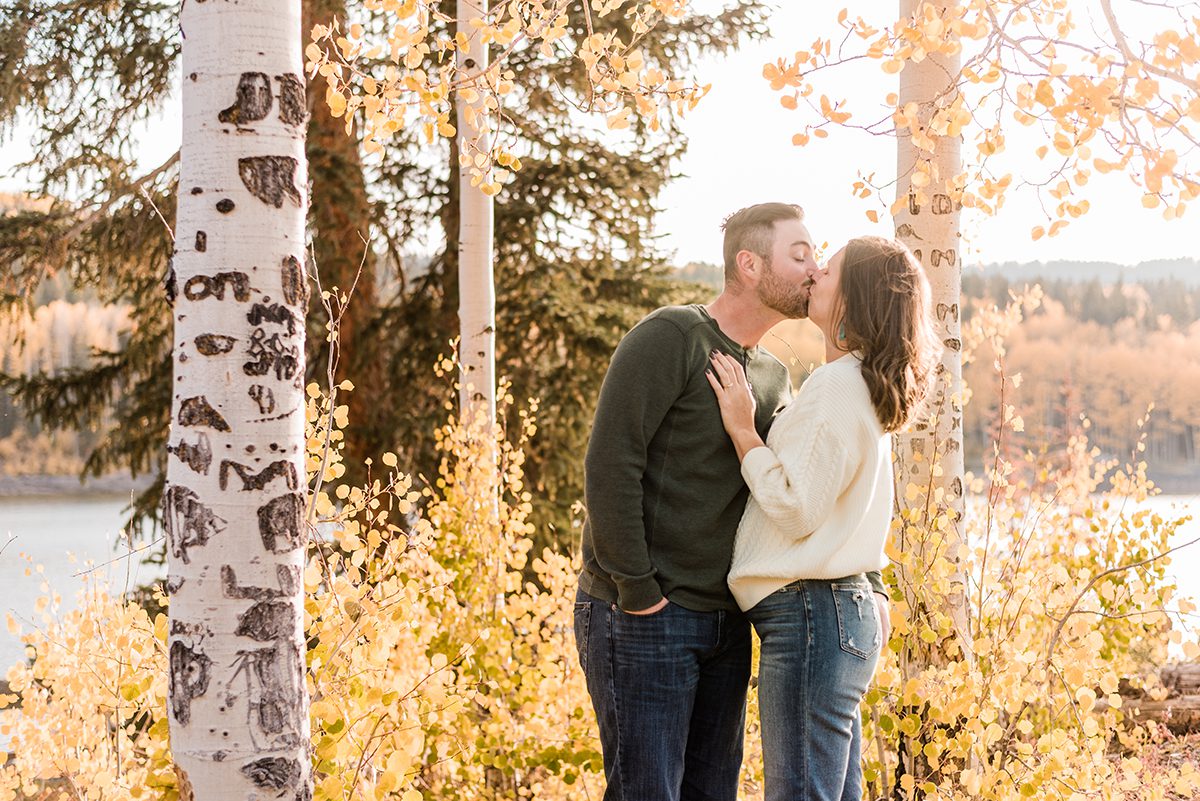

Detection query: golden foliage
xmin=2 ymin=338 xmax=1199 ymax=799
xmin=766 ymin=1 xmax=1200 ymax=230
xmin=305 ymin=0 xmax=709 ymax=194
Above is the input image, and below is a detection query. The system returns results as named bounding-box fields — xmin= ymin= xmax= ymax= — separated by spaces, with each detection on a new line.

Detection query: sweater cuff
xmin=740 ymin=445 xmax=777 ymax=487
xmin=614 ymin=575 xmax=664 ymax=613
xmin=866 ymin=570 xmax=887 ymax=596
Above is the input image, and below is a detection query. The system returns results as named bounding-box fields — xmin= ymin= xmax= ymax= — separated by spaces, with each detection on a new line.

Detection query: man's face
xmin=755 ymin=218 xmax=818 ymax=319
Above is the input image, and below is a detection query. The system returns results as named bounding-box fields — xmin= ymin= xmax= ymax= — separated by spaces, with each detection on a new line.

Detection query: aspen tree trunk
xmin=166 ymin=0 xmax=311 ymax=798
xmin=456 ymin=0 xmax=497 ymax=426
xmin=894 ymin=0 xmax=966 ymax=529
xmin=891 ymin=2 xmax=972 ymax=790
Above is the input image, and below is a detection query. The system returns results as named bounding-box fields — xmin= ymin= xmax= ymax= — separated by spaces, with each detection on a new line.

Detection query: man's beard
xmin=757 ymin=259 xmax=810 ymax=319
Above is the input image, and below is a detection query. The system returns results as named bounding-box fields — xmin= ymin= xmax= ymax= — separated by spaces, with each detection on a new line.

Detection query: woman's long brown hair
xmin=835 ymin=236 xmax=941 ymax=433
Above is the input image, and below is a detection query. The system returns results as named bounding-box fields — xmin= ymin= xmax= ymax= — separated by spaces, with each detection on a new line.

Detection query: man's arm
xmin=584 ymin=318 xmax=688 ymax=612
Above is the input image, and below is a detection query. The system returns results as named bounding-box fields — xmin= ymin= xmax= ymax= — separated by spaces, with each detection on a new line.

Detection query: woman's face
xmin=808 ymin=246 xmax=844 ymax=331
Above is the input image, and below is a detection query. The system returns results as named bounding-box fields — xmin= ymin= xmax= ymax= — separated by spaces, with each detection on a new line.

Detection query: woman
xmin=706 ymin=235 xmax=939 ymax=801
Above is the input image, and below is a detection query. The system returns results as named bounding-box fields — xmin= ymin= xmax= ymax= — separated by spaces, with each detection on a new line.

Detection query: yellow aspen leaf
xmin=866 ymin=209 xmax=879 ymax=223
xmin=882 ymin=59 xmax=903 ymax=74
xmin=327 ymin=91 xmax=348 ymax=118
xmin=1142 ymin=194 xmax=1160 ymax=208
xmin=780 ymin=94 xmax=798 ymax=110
xmin=606 ymin=109 xmax=631 ymax=130
xmin=812 ymin=128 xmax=828 ymax=138
xmin=1031 ymin=226 xmax=1045 ymax=240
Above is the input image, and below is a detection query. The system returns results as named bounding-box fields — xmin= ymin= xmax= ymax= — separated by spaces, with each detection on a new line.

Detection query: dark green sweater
xmin=580 ymin=305 xmax=884 ymax=612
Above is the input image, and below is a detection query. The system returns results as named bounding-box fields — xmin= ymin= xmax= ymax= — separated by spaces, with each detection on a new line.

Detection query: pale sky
xmin=657 ymin=1 xmax=1199 ymax=268
xmin=2 ymin=1 xmax=1196 ymax=269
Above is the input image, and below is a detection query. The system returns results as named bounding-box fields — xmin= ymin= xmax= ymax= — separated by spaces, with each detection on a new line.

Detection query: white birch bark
xmin=167 ymin=1 xmax=311 ymax=798
xmin=893 ymin=0 xmax=971 ymax=642
xmin=456 ymin=0 xmax=497 ymax=426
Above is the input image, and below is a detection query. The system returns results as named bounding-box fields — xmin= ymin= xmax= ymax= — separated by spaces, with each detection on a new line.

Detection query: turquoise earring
xmin=837 ymin=322 xmax=846 ymax=341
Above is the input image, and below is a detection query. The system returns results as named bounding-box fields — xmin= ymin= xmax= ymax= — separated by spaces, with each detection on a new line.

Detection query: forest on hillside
xmin=5 ymin=262 xmax=1200 ymax=489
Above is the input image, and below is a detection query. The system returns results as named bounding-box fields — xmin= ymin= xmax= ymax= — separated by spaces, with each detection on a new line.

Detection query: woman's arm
xmin=709 ymin=353 xmax=856 ymax=540
xmin=706 ymin=351 xmax=765 ymax=459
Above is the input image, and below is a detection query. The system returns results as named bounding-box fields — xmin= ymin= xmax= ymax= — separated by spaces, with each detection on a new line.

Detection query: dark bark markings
xmin=168 ymin=432 xmax=213 ymax=475
xmin=280 ymin=255 xmax=308 ymax=308
xmin=222 ymin=566 xmax=306 ymax=749
xmin=244 ymin=329 xmax=301 ymax=382
xmin=164 ymin=484 xmax=226 ymax=564
xmin=249 ymin=384 xmax=277 ymax=415
xmin=248 ymin=302 xmax=298 ymax=335
xmin=195 ymin=334 xmax=238 ymax=355
xmin=218 ymin=459 xmax=299 ymax=492
xmin=221 ymin=564 xmax=300 ymax=601
xmin=936 ymin=303 xmax=959 ymax=322
xmin=239 ymin=156 xmax=302 ymax=208
xmin=258 ymin=492 xmax=307 ymax=553
xmin=219 ymin=72 xmax=273 ymax=125
xmin=169 ymin=640 xmax=213 ymax=726
xmin=183 ymin=272 xmax=251 ymax=302
xmin=274 ymin=74 xmax=307 ymax=127
xmin=242 ymin=757 xmax=302 ymax=790
xmin=930 ymin=249 xmax=957 ymax=268
xmin=179 ymin=396 xmax=231 ymax=431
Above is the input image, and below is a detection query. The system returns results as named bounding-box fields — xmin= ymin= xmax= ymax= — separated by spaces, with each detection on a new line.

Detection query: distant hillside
xmin=970 ymin=258 xmax=1200 ymax=286
xmin=676 ymin=258 xmax=1200 ymax=287
xmin=676 ymin=261 xmax=724 ymax=289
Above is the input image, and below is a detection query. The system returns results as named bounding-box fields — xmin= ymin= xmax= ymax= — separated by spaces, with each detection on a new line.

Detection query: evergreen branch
xmin=65 ymin=150 xmax=179 ymax=242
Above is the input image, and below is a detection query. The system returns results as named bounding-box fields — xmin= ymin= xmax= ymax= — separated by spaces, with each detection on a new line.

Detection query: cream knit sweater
xmin=727 ymin=353 xmax=893 ymax=612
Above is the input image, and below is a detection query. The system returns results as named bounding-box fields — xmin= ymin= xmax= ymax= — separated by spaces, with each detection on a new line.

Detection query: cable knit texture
xmin=727 ymin=353 xmax=893 ymax=612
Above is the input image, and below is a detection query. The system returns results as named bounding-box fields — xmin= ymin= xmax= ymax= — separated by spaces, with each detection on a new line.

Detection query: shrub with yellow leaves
xmin=1 ymin=360 xmax=602 ymax=801
xmin=3 ymin=323 xmax=1198 ymax=800
xmin=301 ymin=362 xmax=602 ymax=800
xmin=850 ymin=291 xmax=1200 ymax=800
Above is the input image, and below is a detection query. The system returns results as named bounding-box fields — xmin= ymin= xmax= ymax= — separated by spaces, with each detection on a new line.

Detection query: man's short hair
xmin=720 ymin=203 xmax=806 ymax=285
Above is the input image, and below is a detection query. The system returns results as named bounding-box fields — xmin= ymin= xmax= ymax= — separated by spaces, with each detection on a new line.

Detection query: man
xmin=575 ymin=203 xmax=889 ymax=801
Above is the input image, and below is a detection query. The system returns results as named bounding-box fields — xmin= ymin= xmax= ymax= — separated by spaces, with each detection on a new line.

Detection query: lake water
xmin=1 ymin=493 xmax=1198 ymax=674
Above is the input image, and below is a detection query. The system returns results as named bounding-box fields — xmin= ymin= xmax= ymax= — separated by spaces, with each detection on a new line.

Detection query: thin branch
xmin=1100 ymin=0 xmax=1200 ymax=94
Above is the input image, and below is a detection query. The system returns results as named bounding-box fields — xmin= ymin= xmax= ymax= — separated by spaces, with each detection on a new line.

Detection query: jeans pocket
xmin=832 ymin=583 xmax=878 ymax=660
xmin=573 ymin=601 xmax=592 ymax=673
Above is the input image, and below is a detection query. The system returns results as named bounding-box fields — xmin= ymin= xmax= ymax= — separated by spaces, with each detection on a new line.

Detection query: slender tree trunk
xmin=167 ymin=1 xmax=311 ymax=798
xmin=892 ymin=0 xmax=972 ymax=788
xmin=456 ymin=0 xmax=496 ymax=425
xmin=303 ymin=0 xmax=381 ymax=470
xmin=893 ymin=0 xmax=969 ymax=604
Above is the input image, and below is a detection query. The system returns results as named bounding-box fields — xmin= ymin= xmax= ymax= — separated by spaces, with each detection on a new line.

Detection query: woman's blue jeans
xmin=747 ymin=575 xmax=881 ymax=801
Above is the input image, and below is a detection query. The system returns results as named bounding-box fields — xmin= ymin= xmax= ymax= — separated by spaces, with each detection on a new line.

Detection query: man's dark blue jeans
xmin=574 ymin=589 xmax=751 ymax=801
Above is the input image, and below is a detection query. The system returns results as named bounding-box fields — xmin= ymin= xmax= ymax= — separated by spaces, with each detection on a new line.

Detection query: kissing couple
xmin=575 ymin=202 xmax=941 ymax=801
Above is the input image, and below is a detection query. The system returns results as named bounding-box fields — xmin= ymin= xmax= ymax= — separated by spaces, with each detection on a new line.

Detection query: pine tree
xmin=0 ymin=0 xmax=768 ymax=541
